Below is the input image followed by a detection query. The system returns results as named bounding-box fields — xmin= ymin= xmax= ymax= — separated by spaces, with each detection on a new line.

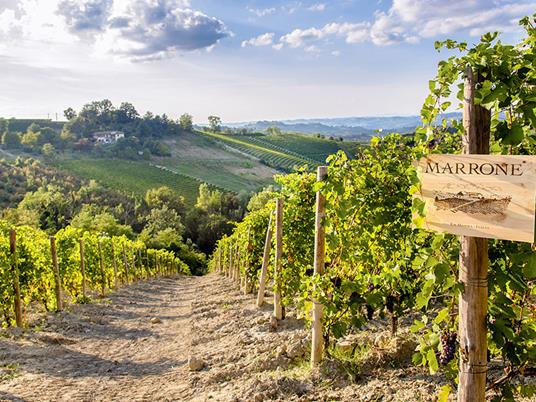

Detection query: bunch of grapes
xmin=439 ymin=331 xmax=457 ymax=365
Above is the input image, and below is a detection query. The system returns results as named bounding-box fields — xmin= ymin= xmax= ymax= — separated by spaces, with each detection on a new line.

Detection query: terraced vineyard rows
xmin=56 ymin=158 xmax=201 ymax=204
xmin=248 ymin=133 xmax=359 ymax=163
xmin=196 ymin=131 xmax=312 ymax=172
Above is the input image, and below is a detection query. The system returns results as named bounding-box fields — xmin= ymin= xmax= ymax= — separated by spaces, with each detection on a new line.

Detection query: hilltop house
xmin=93 ymin=130 xmax=125 ymax=144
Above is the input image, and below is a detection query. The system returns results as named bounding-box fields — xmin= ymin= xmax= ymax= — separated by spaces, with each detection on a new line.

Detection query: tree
xmin=2 ymin=131 xmax=21 ymax=148
xmin=63 ymin=107 xmax=77 ymax=121
xmin=266 ymin=126 xmax=282 ymax=136
xmin=71 ymin=205 xmax=133 ymax=237
xmin=179 ymin=113 xmax=193 ymax=131
xmin=41 ymin=143 xmax=56 ymax=157
xmin=208 ymin=115 xmax=222 ymax=132
xmin=196 ymin=183 xmax=222 ymax=213
xmin=145 ymin=186 xmax=186 ymax=217
xmin=116 ymin=102 xmax=139 ymax=123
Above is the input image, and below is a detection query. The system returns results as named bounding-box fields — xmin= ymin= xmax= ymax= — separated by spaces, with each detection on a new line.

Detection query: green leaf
xmin=437 ymin=385 xmax=452 ymax=402
xmin=523 ymin=254 xmax=536 ymax=279
xmin=502 ymin=124 xmax=524 ymax=146
xmin=427 ymin=348 xmax=439 ymax=374
xmin=433 ymin=308 xmax=450 ymax=324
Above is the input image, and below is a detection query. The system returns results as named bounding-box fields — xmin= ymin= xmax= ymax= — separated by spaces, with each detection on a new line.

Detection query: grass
xmin=56 ymin=158 xmax=201 ymax=204
xmin=159 ymin=159 xmax=272 ymax=194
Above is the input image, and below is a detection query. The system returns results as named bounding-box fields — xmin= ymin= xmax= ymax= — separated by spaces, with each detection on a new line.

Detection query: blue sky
xmin=0 ymin=0 xmax=533 ymax=123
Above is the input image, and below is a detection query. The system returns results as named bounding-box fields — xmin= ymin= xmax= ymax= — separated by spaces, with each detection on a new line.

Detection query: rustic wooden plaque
xmin=413 ymin=154 xmax=536 ymax=243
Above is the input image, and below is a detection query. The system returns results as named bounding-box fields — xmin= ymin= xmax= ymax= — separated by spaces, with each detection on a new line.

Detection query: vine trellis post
xmin=98 ymin=240 xmax=105 ymax=296
xmin=256 ymin=211 xmax=273 ymax=307
xmin=10 ymin=230 xmax=23 ymax=327
xmin=122 ymin=243 xmax=129 ymax=284
xmin=112 ymin=242 xmax=118 ymax=289
xmin=50 ymin=236 xmax=62 ymax=311
xmin=458 ymin=66 xmax=490 ymax=402
xmin=311 ymin=166 xmax=327 ymax=367
xmin=274 ymin=198 xmax=283 ymax=320
xmin=79 ymin=239 xmax=87 ymax=298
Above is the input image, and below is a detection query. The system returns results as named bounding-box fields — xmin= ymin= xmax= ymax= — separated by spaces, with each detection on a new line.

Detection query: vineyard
xmin=245 ymin=133 xmax=360 ymax=163
xmin=55 ymin=158 xmax=201 ymax=204
xmin=196 ymin=131 xmax=313 ymax=172
xmin=0 ymin=221 xmax=189 ymax=327
xmin=211 ymin=19 xmax=536 ymax=402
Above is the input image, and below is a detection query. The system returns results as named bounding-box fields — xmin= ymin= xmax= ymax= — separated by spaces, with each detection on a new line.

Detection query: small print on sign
xmin=413 ymin=154 xmax=536 ymax=243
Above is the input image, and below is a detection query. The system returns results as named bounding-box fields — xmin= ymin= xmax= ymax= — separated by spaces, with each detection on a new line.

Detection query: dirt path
xmin=0 ymin=275 xmax=205 ymax=402
xmin=0 ymin=274 xmax=453 ymax=402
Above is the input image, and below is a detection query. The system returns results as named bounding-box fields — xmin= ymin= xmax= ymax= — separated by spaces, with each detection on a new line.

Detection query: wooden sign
xmin=413 ymin=154 xmax=536 ymax=243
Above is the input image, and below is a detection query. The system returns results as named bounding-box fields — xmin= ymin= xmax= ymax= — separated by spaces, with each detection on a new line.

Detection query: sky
xmin=0 ymin=0 xmax=533 ymax=123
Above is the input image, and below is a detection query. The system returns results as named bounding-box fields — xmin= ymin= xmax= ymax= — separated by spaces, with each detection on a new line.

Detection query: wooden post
xmin=458 ymin=66 xmax=490 ymax=402
xmin=79 ymin=239 xmax=87 ymax=298
xmin=218 ymin=248 xmax=222 ymax=275
xmin=98 ymin=240 xmax=105 ymax=296
xmin=145 ymin=249 xmax=150 ymax=277
xmin=274 ymin=198 xmax=283 ymax=320
xmin=137 ymin=248 xmax=143 ymax=279
xmin=10 ymin=230 xmax=23 ymax=327
xmin=111 ymin=242 xmax=118 ymax=289
xmin=229 ymin=243 xmax=233 ymax=281
xmin=257 ymin=212 xmax=273 ymax=307
xmin=311 ymin=166 xmax=327 ymax=367
xmin=235 ymin=244 xmax=240 ymax=286
xmin=122 ymin=244 xmax=129 ymax=284
xmin=244 ymin=226 xmax=252 ymax=295
xmin=50 ymin=236 xmax=62 ymax=311
xmin=131 ymin=250 xmax=137 ymax=281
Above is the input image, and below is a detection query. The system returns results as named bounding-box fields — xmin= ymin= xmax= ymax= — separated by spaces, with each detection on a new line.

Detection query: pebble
xmin=150 ymin=317 xmax=162 ymax=324
xmin=188 ymin=356 xmax=205 ymax=371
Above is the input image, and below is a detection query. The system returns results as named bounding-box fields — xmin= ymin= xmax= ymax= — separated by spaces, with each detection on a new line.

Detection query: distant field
xmin=56 ymin=158 xmax=201 ymax=204
xmin=162 ymin=131 xmax=276 ymax=193
xmin=247 ymin=133 xmax=358 ymax=163
xmin=159 ymin=159 xmax=272 ymax=194
xmin=196 ymin=131 xmax=312 ymax=172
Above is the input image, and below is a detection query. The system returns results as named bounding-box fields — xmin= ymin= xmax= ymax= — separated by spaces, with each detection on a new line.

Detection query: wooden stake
xmin=311 ymin=166 xmax=327 ymax=367
xmin=122 ymin=243 xmax=129 ymax=284
xmin=98 ymin=240 xmax=105 ymax=296
xmin=50 ymin=236 xmax=62 ymax=311
xmin=257 ymin=212 xmax=273 ymax=307
xmin=10 ymin=230 xmax=23 ymax=327
xmin=235 ymin=244 xmax=240 ymax=285
xmin=137 ymin=248 xmax=143 ymax=279
xmin=458 ymin=66 xmax=490 ymax=402
xmin=79 ymin=239 xmax=86 ymax=298
xmin=244 ymin=226 xmax=252 ymax=295
xmin=274 ymin=198 xmax=283 ymax=320
xmin=229 ymin=243 xmax=233 ymax=281
xmin=131 ymin=250 xmax=137 ymax=281
xmin=111 ymin=242 xmax=118 ymax=289
xmin=218 ymin=248 xmax=222 ymax=275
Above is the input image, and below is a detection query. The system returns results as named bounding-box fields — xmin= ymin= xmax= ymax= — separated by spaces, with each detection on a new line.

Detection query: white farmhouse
xmin=93 ymin=131 xmax=125 ymax=144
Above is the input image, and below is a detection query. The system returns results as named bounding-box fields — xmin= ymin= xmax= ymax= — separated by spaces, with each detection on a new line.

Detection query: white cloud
xmin=308 ymin=3 xmax=326 ymax=12
xmin=94 ymin=1 xmax=229 ymax=61
xmin=247 ymin=7 xmax=276 ymax=17
xmin=278 ymin=22 xmax=370 ymax=50
xmin=370 ymin=0 xmax=535 ymax=45
xmin=273 ymin=0 xmax=534 ymax=51
xmin=0 ymin=0 xmax=229 ymax=62
xmin=241 ymin=32 xmax=274 ymax=47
